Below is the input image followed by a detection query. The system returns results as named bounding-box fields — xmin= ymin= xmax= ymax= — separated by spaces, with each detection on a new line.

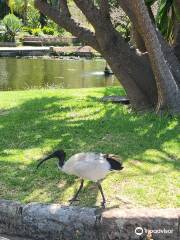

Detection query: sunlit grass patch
xmin=0 ymin=87 xmax=179 ymax=208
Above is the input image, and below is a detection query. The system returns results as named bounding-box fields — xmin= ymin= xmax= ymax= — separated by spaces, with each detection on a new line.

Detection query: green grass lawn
xmin=0 ymin=87 xmax=179 ymax=208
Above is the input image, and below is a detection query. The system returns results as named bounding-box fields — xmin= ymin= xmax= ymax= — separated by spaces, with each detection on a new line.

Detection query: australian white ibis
xmin=37 ymin=150 xmax=123 ymax=207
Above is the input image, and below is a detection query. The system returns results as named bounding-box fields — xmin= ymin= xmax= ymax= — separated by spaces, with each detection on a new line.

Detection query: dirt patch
xmin=0 ymin=109 xmax=11 ymax=116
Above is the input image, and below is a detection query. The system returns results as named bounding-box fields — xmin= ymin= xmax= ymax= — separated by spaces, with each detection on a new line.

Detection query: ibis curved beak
xmin=36 ymin=154 xmax=54 ymax=169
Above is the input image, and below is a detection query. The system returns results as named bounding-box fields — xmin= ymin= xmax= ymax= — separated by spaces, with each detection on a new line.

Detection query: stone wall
xmin=0 ymin=200 xmax=179 ymax=240
xmin=0 ymin=47 xmax=50 ymax=57
xmin=23 ymin=36 xmax=80 ymax=46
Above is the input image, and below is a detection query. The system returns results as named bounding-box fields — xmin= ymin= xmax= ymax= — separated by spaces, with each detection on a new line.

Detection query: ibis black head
xmin=37 ymin=150 xmax=66 ymax=169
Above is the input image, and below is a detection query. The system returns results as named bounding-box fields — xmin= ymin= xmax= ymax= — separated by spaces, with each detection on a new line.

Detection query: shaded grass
xmin=0 ymin=87 xmax=179 ymax=208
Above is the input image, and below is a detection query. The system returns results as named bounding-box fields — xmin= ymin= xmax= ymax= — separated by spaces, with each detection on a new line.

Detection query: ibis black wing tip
xmin=116 ymin=161 xmax=124 ymax=171
xmin=105 ymin=154 xmax=124 ymax=171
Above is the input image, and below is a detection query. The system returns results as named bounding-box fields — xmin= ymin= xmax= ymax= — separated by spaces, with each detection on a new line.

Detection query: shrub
xmin=27 ymin=6 xmax=40 ymax=28
xmin=42 ymin=26 xmax=55 ymax=35
xmin=31 ymin=28 xmax=42 ymax=36
xmin=22 ymin=26 xmax=32 ymax=35
xmin=0 ymin=24 xmax=6 ymax=32
xmin=2 ymin=14 xmax=22 ymax=42
xmin=0 ymin=33 xmax=4 ymax=42
xmin=56 ymin=26 xmax=66 ymax=36
xmin=46 ymin=19 xmax=65 ymax=36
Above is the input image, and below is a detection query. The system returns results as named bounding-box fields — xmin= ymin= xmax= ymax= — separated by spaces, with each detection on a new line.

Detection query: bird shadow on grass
xmin=0 ymin=90 xmax=179 ymax=207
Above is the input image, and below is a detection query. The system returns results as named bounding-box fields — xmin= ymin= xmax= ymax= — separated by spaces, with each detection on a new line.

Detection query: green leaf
xmin=156 ymin=0 xmax=173 ymax=39
xmin=173 ymin=1 xmax=180 ymax=22
xmin=145 ymin=0 xmax=157 ymax=7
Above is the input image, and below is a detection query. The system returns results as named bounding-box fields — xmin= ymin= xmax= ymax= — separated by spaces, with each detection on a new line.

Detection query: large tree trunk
xmin=126 ymin=0 xmax=180 ymax=113
xmin=34 ymin=0 xmax=180 ymax=114
xmin=94 ymin=25 xmax=158 ymax=110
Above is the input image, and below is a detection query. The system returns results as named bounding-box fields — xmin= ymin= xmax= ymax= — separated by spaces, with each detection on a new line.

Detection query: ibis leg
xmin=69 ymin=179 xmax=84 ymax=205
xmin=97 ymin=182 xmax=106 ymax=208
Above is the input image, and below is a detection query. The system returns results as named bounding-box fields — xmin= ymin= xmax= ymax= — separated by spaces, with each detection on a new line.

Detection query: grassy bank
xmin=0 ymin=87 xmax=179 ymax=208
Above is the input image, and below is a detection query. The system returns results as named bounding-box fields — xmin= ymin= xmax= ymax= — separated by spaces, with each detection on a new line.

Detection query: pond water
xmin=0 ymin=57 xmax=119 ymax=91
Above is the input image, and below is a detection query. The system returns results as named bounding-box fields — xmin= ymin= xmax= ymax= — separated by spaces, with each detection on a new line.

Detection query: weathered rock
xmin=101 ymin=96 xmax=130 ymax=104
xmin=0 ymin=47 xmax=50 ymax=57
xmin=0 ymin=234 xmax=32 ymax=240
xmin=0 ymin=200 xmax=179 ymax=240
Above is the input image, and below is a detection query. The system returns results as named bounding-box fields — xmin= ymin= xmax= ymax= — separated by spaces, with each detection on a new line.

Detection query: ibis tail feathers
xmin=105 ymin=154 xmax=123 ymax=171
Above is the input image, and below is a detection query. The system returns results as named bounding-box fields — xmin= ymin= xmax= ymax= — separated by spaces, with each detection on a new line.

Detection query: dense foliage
xmin=145 ymin=0 xmax=180 ymax=42
xmin=0 ymin=0 xmax=65 ymax=41
xmin=1 ymin=13 xmax=22 ymax=41
xmin=0 ymin=0 xmax=179 ymax=45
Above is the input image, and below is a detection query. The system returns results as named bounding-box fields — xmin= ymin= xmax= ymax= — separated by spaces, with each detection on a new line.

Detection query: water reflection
xmin=0 ymin=58 xmax=119 ymax=91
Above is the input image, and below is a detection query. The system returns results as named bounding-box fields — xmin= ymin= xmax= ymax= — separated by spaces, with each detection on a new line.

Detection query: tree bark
xmin=131 ymin=25 xmax=146 ymax=52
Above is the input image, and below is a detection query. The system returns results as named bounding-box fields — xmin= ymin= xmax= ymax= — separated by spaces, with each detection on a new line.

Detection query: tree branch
xmin=117 ymin=0 xmax=135 ymax=20
xmin=59 ymin=0 xmax=71 ymax=17
xmin=99 ymin=0 xmax=110 ymax=18
xmin=73 ymin=0 xmax=101 ymax=29
xmin=34 ymin=0 xmax=100 ymax=50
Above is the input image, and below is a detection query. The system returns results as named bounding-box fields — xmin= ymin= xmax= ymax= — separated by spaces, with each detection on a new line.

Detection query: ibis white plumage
xmin=37 ymin=150 xmax=123 ymax=207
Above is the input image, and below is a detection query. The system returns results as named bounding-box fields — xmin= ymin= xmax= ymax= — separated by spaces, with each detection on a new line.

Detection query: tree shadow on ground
xmin=0 ymin=90 xmax=179 ymax=207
